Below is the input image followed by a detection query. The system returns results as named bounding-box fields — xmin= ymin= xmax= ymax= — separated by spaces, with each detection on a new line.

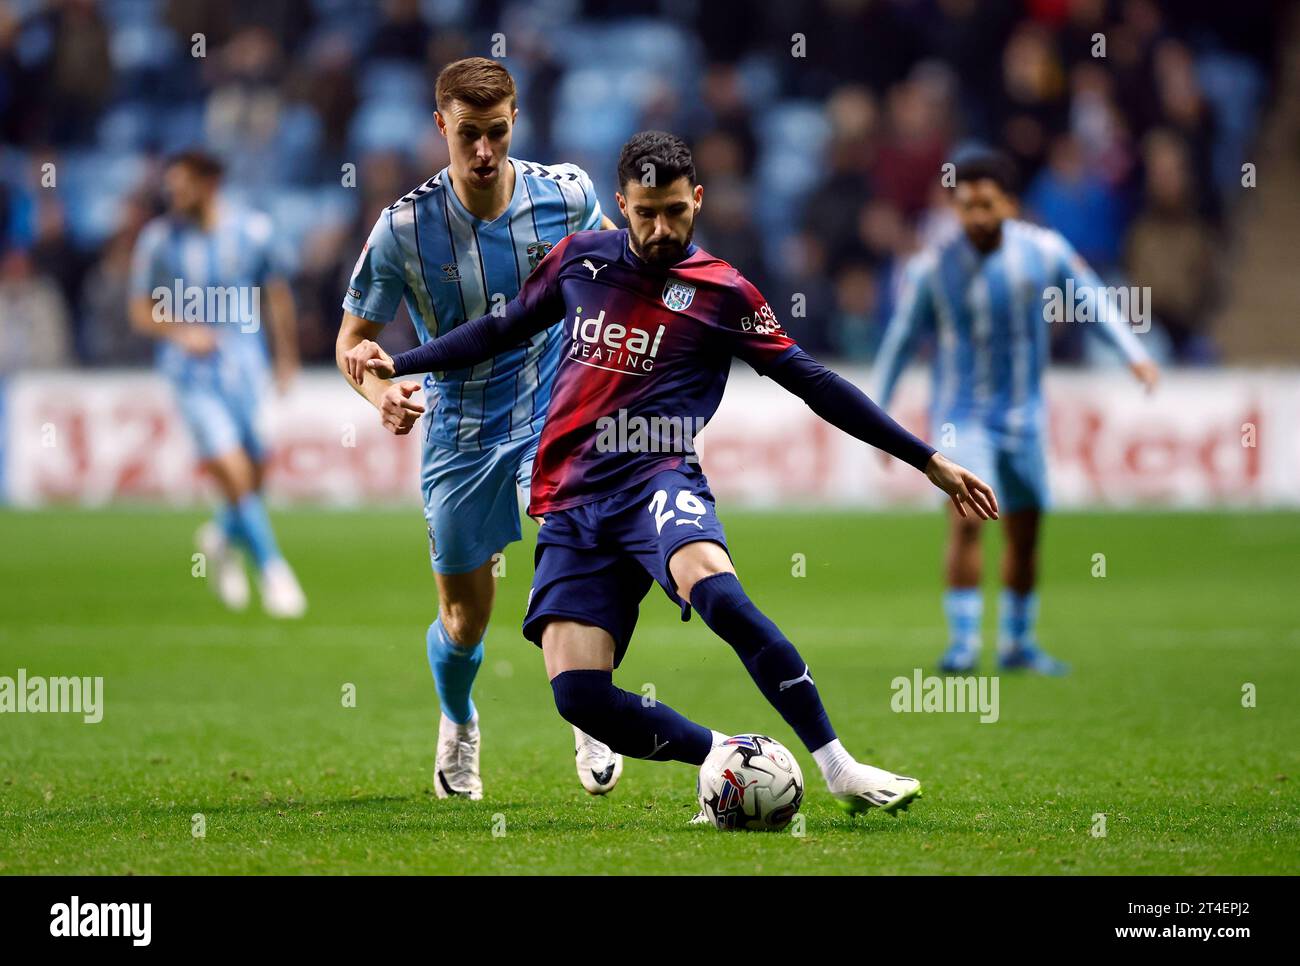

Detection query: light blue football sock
xmin=998 ymin=589 xmax=1038 ymax=655
xmin=217 ymin=504 xmax=241 ymax=545
xmin=229 ymin=492 xmax=283 ymax=570
xmin=943 ymin=588 xmax=983 ymax=652
xmin=427 ymin=617 xmax=483 ymax=725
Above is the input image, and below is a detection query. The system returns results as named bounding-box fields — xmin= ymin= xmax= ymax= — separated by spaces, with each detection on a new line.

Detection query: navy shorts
xmin=522 ymin=462 xmax=729 ymax=667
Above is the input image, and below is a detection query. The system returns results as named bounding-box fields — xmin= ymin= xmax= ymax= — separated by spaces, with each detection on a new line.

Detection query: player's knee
xmin=669 ymin=542 xmax=734 ymax=604
xmin=550 ymin=669 xmax=617 ymax=730
xmin=440 ymin=603 xmax=489 ymax=647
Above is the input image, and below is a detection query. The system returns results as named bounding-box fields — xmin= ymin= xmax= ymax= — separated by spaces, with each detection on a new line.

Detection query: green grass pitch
xmin=1 ymin=507 xmax=1296 ymax=875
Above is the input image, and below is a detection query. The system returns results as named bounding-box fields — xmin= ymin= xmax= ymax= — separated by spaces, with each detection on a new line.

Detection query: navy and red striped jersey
xmin=516 ymin=229 xmax=796 ymax=514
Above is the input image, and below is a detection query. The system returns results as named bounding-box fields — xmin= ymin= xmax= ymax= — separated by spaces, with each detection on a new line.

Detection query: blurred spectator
xmin=369 ymin=0 xmax=430 ymax=63
xmin=696 ymin=175 xmax=767 ymax=293
xmin=0 ymin=0 xmax=1282 ymax=367
xmin=1068 ymin=62 xmax=1136 ymax=189
xmin=1024 ymin=133 xmax=1128 ymax=273
xmin=80 ymin=195 xmax=153 ymax=366
xmin=1125 ymin=129 xmax=1219 ymax=363
xmin=801 ymin=86 xmax=877 ymax=263
xmin=0 ymin=248 xmax=71 ymax=372
xmin=827 ymin=261 xmax=880 ymax=361
xmin=995 ymin=21 xmax=1068 ymax=181
xmin=872 ymin=71 xmax=953 ymax=219
xmin=45 ymin=0 xmax=114 ymax=145
xmin=1152 ymin=39 xmax=1220 ymax=220
xmin=205 ymin=27 xmax=297 ymax=186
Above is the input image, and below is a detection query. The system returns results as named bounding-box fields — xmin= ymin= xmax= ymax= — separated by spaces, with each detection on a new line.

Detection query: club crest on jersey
xmin=526 ymin=240 xmax=553 ymax=271
xmin=662 ymin=280 xmax=696 ymax=312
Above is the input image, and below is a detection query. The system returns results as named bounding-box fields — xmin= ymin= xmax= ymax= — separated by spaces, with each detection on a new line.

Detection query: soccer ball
xmin=696 ymin=734 xmax=804 ymax=831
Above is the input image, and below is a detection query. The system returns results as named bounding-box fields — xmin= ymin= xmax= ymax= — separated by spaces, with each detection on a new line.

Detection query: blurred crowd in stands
xmin=0 ymin=0 xmax=1287 ymax=373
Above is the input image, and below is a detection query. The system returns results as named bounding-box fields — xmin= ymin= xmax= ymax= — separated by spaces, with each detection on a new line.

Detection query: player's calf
xmin=685 ymin=569 xmax=923 ymax=813
xmin=550 ymin=668 xmax=714 ymax=765
xmin=687 ymin=571 xmax=835 ymax=753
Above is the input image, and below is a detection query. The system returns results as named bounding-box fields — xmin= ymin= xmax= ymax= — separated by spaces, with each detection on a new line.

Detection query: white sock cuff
xmin=812 ymin=738 xmax=853 ymax=775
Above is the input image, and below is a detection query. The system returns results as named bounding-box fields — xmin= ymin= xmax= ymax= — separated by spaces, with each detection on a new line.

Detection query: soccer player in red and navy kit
xmin=345 ymin=132 xmax=998 ymax=815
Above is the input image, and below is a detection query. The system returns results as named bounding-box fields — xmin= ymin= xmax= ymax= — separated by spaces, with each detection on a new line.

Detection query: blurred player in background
xmin=872 ymin=147 xmax=1160 ymax=675
xmin=336 ymin=58 xmax=621 ymax=800
xmin=130 ymin=150 xmax=306 ymax=619
xmin=348 ymin=131 xmax=1000 ymax=816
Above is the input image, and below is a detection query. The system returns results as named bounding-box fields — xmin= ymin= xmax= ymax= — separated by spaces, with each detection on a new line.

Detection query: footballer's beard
xmin=171 ymin=199 xmax=207 ymax=223
xmin=634 ymin=223 xmax=695 ymax=266
xmin=966 ymin=222 xmax=1003 ymax=254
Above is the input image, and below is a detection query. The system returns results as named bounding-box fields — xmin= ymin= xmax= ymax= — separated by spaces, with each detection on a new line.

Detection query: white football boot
xmin=573 ymin=727 xmax=623 ymax=795
xmin=196 ymin=522 xmax=250 ymax=612
xmin=435 ymin=712 xmax=483 ymax=800
xmin=831 ymin=762 xmax=922 ymax=815
xmin=258 ymin=559 xmax=307 ymax=619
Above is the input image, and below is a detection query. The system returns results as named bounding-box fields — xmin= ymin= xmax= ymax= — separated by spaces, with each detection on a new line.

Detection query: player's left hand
xmin=1130 ymin=360 xmax=1160 ymax=394
xmin=924 ymin=452 xmax=999 ymax=521
xmin=344 ymin=339 xmax=395 ymax=383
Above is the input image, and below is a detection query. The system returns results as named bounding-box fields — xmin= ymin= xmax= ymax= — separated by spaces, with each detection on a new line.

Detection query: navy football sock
xmin=550 ymin=669 xmax=714 ymax=765
xmin=689 ymin=571 xmax=837 ymax=753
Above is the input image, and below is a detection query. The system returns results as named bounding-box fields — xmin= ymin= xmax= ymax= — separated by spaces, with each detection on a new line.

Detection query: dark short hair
xmin=164 ymin=149 xmax=224 ymax=181
xmin=952 ymin=146 xmax=1017 ymax=195
xmin=617 ymin=131 xmax=696 ymax=190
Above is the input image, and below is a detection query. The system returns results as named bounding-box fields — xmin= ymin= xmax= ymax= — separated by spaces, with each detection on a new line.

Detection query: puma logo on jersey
xmin=778 ymin=664 xmax=815 ymax=691
xmin=674 ymin=515 xmax=704 ymax=529
xmin=582 ymin=259 xmax=607 ymax=279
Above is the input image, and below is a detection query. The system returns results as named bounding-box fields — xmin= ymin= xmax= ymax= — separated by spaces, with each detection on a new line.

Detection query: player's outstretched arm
xmin=350 ymin=234 xmax=573 ymax=380
xmin=264 ymin=276 xmax=300 ymax=394
xmin=766 ymin=347 xmax=997 ymax=520
xmin=870 ymin=253 xmax=935 ymax=407
xmin=347 ymin=295 xmax=548 ymax=381
xmin=1055 ymin=235 xmax=1160 ymax=393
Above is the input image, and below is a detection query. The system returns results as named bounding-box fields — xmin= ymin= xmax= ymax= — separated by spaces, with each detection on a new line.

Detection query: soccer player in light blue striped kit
xmin=873 ymin=148 xmax=1160 ymax=674
xmin=130 ymin=150 xmax=306 ymax=619
xmin=336 ymin=58 xmax=621 ymax=799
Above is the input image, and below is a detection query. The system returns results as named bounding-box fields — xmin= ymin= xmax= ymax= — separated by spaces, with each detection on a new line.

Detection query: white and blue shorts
xmin=170 ymin=359 xmax=269 ymax=463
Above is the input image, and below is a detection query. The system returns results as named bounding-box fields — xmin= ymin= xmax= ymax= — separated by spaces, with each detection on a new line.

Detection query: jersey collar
xmin=442 ymin=157 xmax=525 ymax=228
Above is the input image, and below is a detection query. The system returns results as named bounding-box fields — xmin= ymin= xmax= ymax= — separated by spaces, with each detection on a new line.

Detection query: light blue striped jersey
xmin=130 ymin=204 xmax=281 ymax=383
xmin=343 ymin=157 xmax=604 ymax=452
xmin=872 ymin=219 xmax=1150 ymax=439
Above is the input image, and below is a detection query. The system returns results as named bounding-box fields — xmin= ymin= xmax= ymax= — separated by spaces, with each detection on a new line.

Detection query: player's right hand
xmin=174 ymin=325 xmax=218 ymax=356
xmin=379 ymin=381 xmax=425 ymax=435
xmin=1130 ymin=360 xmax=1160 ymax=394
xmin=924 ymin=452 xmax=999 ymax=520
xmin=344 ymin=339 xmax=395 ymax=384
